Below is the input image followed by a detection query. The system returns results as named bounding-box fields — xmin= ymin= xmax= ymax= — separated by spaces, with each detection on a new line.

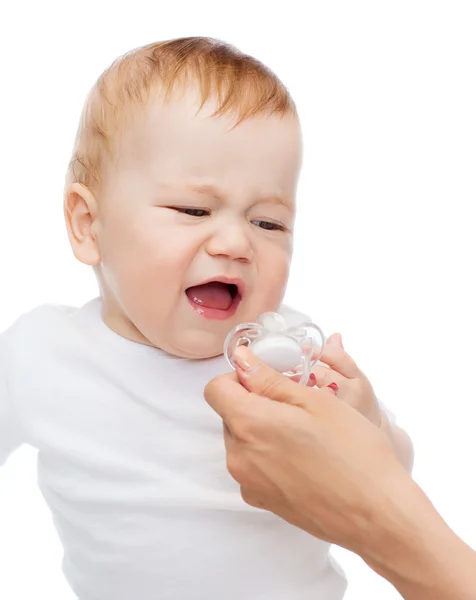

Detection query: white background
xmin=0 ymin=1 xmax=475 ymax=598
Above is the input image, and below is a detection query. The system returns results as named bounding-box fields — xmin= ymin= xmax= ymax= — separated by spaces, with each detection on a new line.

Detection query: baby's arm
xmin=0 ymin=335 xmax=24 ymax=468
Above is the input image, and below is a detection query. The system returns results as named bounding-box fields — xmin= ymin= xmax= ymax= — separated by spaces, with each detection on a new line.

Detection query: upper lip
xmin=187 ymin=276 xmax=245 ymax=298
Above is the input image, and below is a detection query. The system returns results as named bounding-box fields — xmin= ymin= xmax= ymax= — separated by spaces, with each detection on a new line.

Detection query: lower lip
xmin=186 ymin=292 xmax=242 ymax=320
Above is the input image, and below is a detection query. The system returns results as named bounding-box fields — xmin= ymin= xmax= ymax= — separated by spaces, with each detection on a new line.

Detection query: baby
xmin=0 ymin=37 xmax=411 ymax=600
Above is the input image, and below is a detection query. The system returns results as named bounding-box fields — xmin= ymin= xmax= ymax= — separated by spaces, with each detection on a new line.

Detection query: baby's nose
xmin=205 ymin=224 xmax=252 ymax=262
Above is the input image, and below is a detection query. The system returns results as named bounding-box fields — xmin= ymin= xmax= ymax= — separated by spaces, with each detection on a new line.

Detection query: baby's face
xmin=94 ymin=93 xmax=302 ymax=358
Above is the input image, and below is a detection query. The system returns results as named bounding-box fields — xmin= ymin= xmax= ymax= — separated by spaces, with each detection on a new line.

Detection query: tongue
xmin=186 ymin=282 xmax=233 ymax=310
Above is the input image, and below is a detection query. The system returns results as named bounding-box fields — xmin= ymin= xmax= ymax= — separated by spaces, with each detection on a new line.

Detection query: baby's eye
xmin=252 ymin=220 xmax=286 ymax=231
xmin=174 ymin=208 xmax=210 ymax=217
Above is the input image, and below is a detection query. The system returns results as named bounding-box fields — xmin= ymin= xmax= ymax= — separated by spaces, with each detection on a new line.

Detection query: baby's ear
xmin=64 ymin=183 xmax=101 ymax=266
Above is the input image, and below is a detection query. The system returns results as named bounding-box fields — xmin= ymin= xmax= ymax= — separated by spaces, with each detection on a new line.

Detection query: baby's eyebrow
xmin=183 ymin=182 xmax=292 ymax=209
xmin=186 ymin=183 xmax=223 ymax=201
xmin=258 ymin=195 xmax=291 ymax=208
xmin=251 ymin=193 xmax=294 ymax=211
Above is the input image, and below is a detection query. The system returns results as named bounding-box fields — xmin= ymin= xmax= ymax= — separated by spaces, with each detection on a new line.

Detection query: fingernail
xmin=233 ymin=345 xmax=261 ymax=374
xmin=309 ymin=373 xmax=317 ymax=386
xmin=327 ymin=382 xmax=339 ymax=393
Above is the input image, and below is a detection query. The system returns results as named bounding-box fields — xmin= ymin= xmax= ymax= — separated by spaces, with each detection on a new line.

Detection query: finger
xmin=204 ymin=373 xmax=258 ymax=425
xmin=290 ymin=372 xmax=316 ymax=387
xmin=232 ymin=345 xmax=317 ymax=409
xmin=311 ymin=365 xmax=346 ymax=389
xmin=319 ymin=333 xmax=362 ymax=379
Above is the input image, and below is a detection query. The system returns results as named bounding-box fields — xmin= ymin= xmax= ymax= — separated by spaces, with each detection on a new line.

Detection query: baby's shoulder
xmin=0 ymin=303 xmax=85 ymax=367
xmin=2 ymin=303 xmax=75 ymax=341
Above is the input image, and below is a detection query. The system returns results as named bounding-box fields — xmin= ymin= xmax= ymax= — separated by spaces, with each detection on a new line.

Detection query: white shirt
xmin=0 ymin=299 xmax=348 ymax=599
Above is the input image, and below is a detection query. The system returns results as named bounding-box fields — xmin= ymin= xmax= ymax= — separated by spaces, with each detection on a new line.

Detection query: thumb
xmin=233 ymin=345 xmax=314 ymax=409
xmin=326 ymin=332 xmax=344 ymax=349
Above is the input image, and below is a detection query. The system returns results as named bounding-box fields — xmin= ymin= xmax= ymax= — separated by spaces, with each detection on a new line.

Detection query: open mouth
xmin=185 ymin=280 xmax=243 ymax=320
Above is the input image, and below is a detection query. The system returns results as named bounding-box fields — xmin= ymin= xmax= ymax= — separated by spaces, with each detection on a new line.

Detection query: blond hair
xmin=66 ymin=37 xmax=297 ymax=191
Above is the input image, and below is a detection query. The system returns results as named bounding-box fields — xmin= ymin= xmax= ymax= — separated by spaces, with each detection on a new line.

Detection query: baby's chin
xmin=154 ymin=329 xmax=227 ymax=360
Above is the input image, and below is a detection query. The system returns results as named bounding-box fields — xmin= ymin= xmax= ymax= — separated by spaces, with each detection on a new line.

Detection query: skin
xmin=64 ymin=87 xmax=413 ymax=466
xmin=204 ymin=345 xmax=476 ymax=600
xmin=64 ymin=90 xmax=302 ymax=358
xmin=312 ymin=332 xmax=414 ymax=471
xmin=64 ymin=85 xmax=418 ymax=586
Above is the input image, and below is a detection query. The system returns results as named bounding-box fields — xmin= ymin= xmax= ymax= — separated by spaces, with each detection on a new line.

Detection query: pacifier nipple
xmin=250 ymin=334 xmax=302 ymax=373
xmin=223 ymin=311 xmax=325 ymax=385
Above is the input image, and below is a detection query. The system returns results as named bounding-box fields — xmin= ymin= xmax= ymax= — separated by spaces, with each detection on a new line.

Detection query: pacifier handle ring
xmin=298 ymin=357 xmax=312 ymax=386
xmin=223 ymin=321 xmax=260 ymax=369
xmin=297 ymin=322 xmax=327 ymax=365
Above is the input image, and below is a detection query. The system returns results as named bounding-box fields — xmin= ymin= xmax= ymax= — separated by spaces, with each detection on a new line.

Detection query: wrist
xmin=360 ymin=475 xmax=475 ymax=599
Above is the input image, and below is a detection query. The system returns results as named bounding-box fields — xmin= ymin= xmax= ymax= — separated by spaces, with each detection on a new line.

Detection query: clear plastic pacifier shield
xmin=223 ymin=312 xmax=326 ymax=385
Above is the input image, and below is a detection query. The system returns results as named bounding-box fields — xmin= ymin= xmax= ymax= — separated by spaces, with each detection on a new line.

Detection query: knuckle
xmin=354 ymin=378 xmax=371 ymax=399
xmin=240 ymin=487 xmax=263 ymax=509
xmin=226 ymin=452 xmax=247 ymax=484
xmin=347 ymin=381 xmax=372 ymax=411
xmin=313 ymin=365 xmax=330 ymax=385
xmin=258 ymin=374 xmax=289 ymax=399
xmin=203 ymin=375 xmax=223 ymax=398
xmin=337 ymin=351 xmax=353 ymax=368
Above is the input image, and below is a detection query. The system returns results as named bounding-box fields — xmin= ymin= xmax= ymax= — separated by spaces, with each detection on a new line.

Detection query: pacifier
xmin=223 ymin=312 xmax=326 ymax=385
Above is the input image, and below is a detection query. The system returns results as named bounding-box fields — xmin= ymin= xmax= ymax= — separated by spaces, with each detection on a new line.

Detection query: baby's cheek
xmin=268 ymin=251 xmax=291 ymax=287
xmin=255 ymin=257 xmax=289 ymax=308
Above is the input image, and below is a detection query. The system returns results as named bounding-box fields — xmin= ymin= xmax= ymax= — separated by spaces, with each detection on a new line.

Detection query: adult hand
xmin=205 ymin=345 xmax=407 ymax=554
xmin=311 ymin=333 xmax=414 ymax=470
xmin=312 ymin=333 xmax=381 ymax=426
xmin=204 ymin=345 xmax=476 ymax=600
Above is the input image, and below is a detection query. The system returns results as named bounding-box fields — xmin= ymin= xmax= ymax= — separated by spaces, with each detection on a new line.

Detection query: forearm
xmin=359 ymin=476 xmax=476 ymax=599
